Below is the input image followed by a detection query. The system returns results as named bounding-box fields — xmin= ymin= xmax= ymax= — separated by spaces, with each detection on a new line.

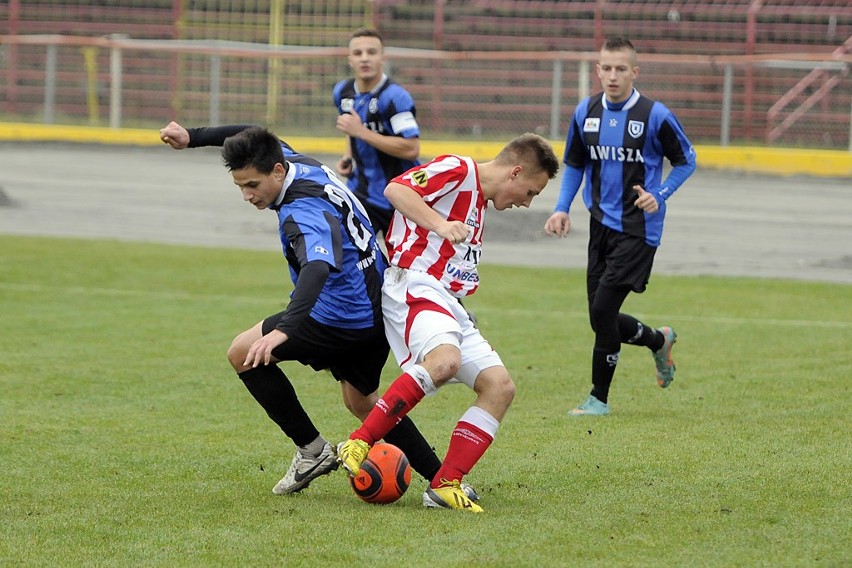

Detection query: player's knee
xmin=589 ymin=303 xmax=608 ymax=330
xmin=427 ymin=358 xmax=460 ymax=386
xmin=422 ymin=344 xmax=462 ymax=385
xmin=346 ymin=395 xmax=375 ymax=420
xmin=226 ymin=334 xmax=249 ymax=371
xmin=495 ymin=373 xmax=516 ymax=407
xmin=477 ymin=368 xmax=515 ymax=408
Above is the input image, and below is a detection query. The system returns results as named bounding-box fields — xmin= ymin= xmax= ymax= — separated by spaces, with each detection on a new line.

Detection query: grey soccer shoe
xmin=272 ymin=442 xmax=339 ymax=495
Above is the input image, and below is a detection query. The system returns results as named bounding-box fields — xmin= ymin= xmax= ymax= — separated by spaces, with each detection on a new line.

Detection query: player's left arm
xmin=273 ymin=260 xmax=331 ymax=337
xmin=356 ymin=125 xmax=419 ymax=161
xmin=338 ymin=88 xmax=421 ymax=161
xmin=243 ymin=260 xmax=331 ymax=368
xmin=654 ymin=113 xmax=697 ymax=203
xmin=264 ymin=212 xmax=340 ymax=344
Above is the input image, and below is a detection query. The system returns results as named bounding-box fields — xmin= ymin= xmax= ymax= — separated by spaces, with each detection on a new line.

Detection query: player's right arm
xmin=384 ymin=182 xmax=469 ymax=244
xmin=545 ymin=106 xmax=588 ymax=238
xmin=159 ymin=121 xmax=190 ymax=149
xmin=544 ymin=164 xmax=583 ymax=238
xmin=160 ymin=122 xmax=286 ymax=150
xmin=544 ymin=211 xmax=571 ymax=237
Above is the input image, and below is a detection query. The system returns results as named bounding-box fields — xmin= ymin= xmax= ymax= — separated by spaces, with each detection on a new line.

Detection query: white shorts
xmin=382 ymin=266 xmax=503 ymax=389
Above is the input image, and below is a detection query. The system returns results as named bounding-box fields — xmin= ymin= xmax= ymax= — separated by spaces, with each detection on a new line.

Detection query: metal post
xmin=579 ymin=60 xmax=590 ymax=101
xmin=210 ymin=54 xmax=221 ymax=126
xmin=267 ymin=0 xmax=284 ymax=127
xmin=550 ymin=58 xmax=563 ymax=140
xmin=81 ymin=47 xmax=100 ymax=123
xmin=109 ymin=35 xmax=128 ymax=129
xmin=721 ymin=64 xmax=733 ymax=147
xmin=848 ymin=95 xmax=852 ymax=152
xmin=43 ymin=44 xmax=57 ymax=124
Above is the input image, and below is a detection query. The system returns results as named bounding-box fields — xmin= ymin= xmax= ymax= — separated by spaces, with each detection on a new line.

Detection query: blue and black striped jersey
xmin=271 ymin=152 xmax=386 ymax=329
xmin=563 ymin=89 xmax=696 ymax=246
xmin=333 ymin=75 xmax=420 ymax=212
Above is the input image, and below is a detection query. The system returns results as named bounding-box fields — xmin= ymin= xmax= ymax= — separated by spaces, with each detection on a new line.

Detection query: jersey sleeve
xmin=387 ymin=87 xmax=419 ymax=138
xmin=274 ymin=260 xmax=330 ymax=336
xmin=657 ymin=110 xmax=696 ymax=168
xmin=393 ymin=155 xmax=464 ymax=203
xmin=187 ymin=124 xmax=253 ymax=147
xmin=186 ymin=124 xmax=299 ymax=157
xmin=282 ymin=209 xmax=343 ymax=272
xmin=332 ymin=80 xmax=343 ymax=109
xmin=564 ymin=99 xmax=590 ymax=168
xmin=653 ymin=104 xmax=697 ymax=201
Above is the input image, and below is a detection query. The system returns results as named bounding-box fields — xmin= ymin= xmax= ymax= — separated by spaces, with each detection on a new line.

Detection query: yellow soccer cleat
xmin=423 ymin=479 xmax=483 ymax=513
xmin=336 ymin=438 xmax=371 ymax=477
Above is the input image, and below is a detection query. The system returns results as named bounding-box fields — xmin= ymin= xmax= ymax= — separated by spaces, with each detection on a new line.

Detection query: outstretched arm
xmin=159 ymin=122 xmax=255 ymax=149
xmin=159 ymin=121 xmax=190 ymax=149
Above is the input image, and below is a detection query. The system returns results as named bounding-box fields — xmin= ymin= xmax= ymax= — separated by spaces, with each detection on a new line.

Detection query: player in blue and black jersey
xmin=544 ymin=37 xmax=697 ymax=416
xmin=158 ymin=122 xmax=477 ymax=501
xmin=333 ymin=27 xmax=420 ymax=235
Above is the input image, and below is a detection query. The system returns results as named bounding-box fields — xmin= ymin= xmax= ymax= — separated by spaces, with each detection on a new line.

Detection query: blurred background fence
xmin=1 ymin=0 xmax=850 ymax=149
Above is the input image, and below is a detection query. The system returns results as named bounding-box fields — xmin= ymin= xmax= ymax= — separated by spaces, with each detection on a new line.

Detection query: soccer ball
xmin=349 ymin=443 xmax=412 ymax=504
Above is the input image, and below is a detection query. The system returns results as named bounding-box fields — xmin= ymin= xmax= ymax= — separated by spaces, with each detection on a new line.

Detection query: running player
xmin=333 ymin=27 xmax=420 ymax=236
xmin=544 ymin=37 xmax=697 ymax=416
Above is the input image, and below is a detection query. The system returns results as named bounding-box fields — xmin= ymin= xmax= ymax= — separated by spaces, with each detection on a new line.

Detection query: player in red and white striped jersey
xmin=384 ymin=153 xmax=485 ymax=297
xmin=338 ymin=133 xmax=558 ymax=512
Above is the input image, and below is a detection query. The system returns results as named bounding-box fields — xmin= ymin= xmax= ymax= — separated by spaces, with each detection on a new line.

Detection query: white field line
xmin=2 ymin=282 xmax=851 ymax=330
xmin=0 ymin=282 xmax=269 ymax=306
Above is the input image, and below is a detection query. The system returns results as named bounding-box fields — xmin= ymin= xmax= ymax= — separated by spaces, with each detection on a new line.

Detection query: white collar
xmin=356 ymin=73 xmax=389 ymax=95
xmin=272 ymin=161 xmax=296 ymax=208
xmin=603 ymin=88 xmax=641 ymax=111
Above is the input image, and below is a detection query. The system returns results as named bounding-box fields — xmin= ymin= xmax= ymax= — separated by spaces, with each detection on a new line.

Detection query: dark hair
xmin=221 ymin=127 xmax=285 ymax=174
xmin=602 ymin=36 xmax=635 ymax=52
xmin=497 ymin=133 xmax=559 ymax=179
xmin=350 ymin=27 xmax=383 ymax=43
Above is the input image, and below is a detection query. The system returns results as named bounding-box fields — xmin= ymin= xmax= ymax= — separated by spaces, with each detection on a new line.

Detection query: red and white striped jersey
xmin=385 ymin=154 xmax=487 ymax=297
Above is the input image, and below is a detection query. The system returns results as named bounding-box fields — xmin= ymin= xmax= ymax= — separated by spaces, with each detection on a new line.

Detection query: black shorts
xmin=587 ymin=216 xmax=657 ymax=295
xmin=261 ymin=313 xmax=390 ymax=397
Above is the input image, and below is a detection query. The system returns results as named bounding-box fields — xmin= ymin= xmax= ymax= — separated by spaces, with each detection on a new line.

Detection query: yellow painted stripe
xmin=0 ymin=122 xmax=848 ymax=178
xmin=694 ymin=145 xmax=850 ymax=178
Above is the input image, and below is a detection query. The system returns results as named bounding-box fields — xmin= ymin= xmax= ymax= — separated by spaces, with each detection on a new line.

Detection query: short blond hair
xmin=496 ymin=133 xmax=559 ymax=179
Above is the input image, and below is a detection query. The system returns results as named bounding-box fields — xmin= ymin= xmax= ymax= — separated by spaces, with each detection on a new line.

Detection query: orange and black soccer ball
xmin=349 ymin=443 xmax=412 ymax=504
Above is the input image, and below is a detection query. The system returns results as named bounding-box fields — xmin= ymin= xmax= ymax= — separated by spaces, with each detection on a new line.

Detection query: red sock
xmin=431 ymin=421 xmax=493 ymax=487
xmin=351 ymin=372 xmax=426 ymax=444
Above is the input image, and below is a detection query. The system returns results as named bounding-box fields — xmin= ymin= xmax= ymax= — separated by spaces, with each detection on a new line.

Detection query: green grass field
xmin=1 ymin=235 xmax=850 ymax=567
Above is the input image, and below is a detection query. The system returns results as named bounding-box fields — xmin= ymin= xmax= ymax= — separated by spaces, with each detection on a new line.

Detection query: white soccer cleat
xmin=272 ymin=442 xmax=338 ymax=495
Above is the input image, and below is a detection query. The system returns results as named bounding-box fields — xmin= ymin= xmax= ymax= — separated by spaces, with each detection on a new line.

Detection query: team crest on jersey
xmin=369 ymin=98 xmax=379 ymax=114
xmin=410 ymin=169 xmax=429 ymax=188
xmin=583 ymin=118 xmax=600 ymax=132
xmin=314 ymin=245 xmax=329 ymax=255
xmin=628 ymin=120 xmax=645 ymax=138
xmin=341 ymin=98 xmax=354 ymax=113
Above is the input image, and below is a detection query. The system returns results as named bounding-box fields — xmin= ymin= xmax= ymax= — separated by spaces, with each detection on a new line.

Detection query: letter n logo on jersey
xmin=410 ymin=170 xmax=429 ymax=188
xmin=628 ymin=120 xmax=645 ymax=138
